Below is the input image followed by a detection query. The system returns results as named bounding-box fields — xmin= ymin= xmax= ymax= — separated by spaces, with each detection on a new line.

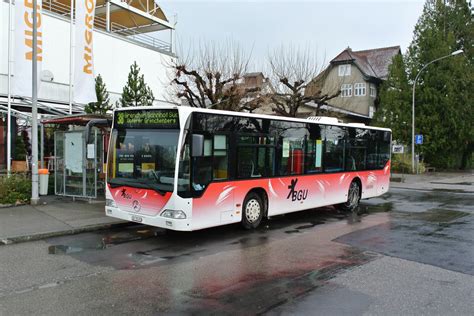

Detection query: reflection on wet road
xmin=337 ymin=190 xmax=474 ymax=276
xmin=1 ymin=188 xmax=473 ymax=314
xmin=46 ymin=206 xmax=368 ymax=270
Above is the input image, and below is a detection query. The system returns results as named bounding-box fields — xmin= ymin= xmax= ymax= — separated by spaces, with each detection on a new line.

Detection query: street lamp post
xmin=411 ymin=49 xmax=463 ymax=173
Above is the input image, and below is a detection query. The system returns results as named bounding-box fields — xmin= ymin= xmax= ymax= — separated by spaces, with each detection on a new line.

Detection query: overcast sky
xmin=158 ymin=0 xmax=425 ymax=71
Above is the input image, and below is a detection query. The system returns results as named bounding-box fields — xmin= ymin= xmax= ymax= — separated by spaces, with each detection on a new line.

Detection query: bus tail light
xmin=161 ymin=210 xmax=187 ymax=219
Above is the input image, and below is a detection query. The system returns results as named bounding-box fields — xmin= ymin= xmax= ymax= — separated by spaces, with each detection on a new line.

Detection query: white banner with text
xmin=13 ymin=0 xmax=43 ymax=97
xmin=74 ymin=0 xmax=97 ymax=104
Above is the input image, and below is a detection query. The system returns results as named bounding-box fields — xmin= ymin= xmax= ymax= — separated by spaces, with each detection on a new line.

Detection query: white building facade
xmin=0 ymin=0 xmax=177 ymax=111
xmin=0 ymin=0 xmax=177 ymax=169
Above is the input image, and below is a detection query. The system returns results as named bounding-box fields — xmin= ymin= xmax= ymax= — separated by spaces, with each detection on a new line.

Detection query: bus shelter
xmin=41 ymin=114 xmax=111 ymax=199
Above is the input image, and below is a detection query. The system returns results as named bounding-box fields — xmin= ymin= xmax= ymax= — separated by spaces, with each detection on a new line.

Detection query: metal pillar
xmin=40 ymin=123 xmax=44 ymax=168
xmin=69 ymin=0 xmax=75 ymax=114
xmin=106 ymin=1 xmax=111 ymax=32
xmin=31 ymin=0 xmax=39 ymax=204
xmin=7 ymin=0 xmax=13 ymax=176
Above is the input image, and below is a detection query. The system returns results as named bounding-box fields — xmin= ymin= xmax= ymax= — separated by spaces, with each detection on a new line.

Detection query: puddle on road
xmin=47 ymin=226 xmax=164 ymax=255
xmin=48 ymin=245 xmax=85 ymax=254
xmin=101 ymin=228 xmax=163 ymax=246
xmin=395 ymin=208 xmax=470 ymax=223
xmin=432 ymin=188 xmax=466 ymax=193
xmin=232 ymin=236 xmax=269 ymax=246
xmin=430 ymin=181 xmax=473 ymax=186
xmin=336 ymin=205 xmax=474 ymax=276
xmin=285 ymin=229 xmax=302 ymax=234
xmin=359 ymin=202 xmax=393 ymax=214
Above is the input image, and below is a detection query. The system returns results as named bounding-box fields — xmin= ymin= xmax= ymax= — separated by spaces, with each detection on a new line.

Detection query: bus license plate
xmin=131 ymin=215 xmax=143 ymax=223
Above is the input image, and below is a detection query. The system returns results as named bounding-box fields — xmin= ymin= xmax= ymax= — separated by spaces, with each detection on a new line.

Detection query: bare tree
xmin=267 ymin=45 xmax=340 ymax=117
xmin=169 ymin=40 xmax=261 ymax=112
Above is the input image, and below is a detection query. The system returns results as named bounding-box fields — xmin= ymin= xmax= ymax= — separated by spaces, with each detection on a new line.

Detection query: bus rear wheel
xmin=242 ymin=192 xmax=264 ymax=229
xmin=338 ymin=181 xmax=361 ymax=213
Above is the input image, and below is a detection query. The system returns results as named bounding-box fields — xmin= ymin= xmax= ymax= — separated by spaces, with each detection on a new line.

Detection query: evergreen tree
xmin=372 ymin=54 xmax=411 ymax=145
xmin=377 ymin=0 xmax=473 ymax=169
xmin=13 ymin=134 xmax=27 ymax=161
xmin=85 ymin=74 xmax=112 ymax=115
xmin=119 ymin=61 xmax=155 ymax=107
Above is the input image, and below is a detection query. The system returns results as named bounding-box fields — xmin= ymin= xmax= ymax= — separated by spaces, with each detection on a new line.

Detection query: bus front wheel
xmin=241 ymin=192 xmax=264 ymax=229
xmin=338 ymin=181 xmax=361 ymax=213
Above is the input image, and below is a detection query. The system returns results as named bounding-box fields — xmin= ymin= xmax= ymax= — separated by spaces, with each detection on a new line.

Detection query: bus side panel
xmin=357 ymin=171 xmax=378 ymax=199
xmin=193 ymin=176 xmax=336 ymax=221
xmin=266 ymin=176 xmax=326 ymax=216
xmin=376 ymin=160 xmax=391 ymax=196
xmin=192 ymin=183 xmax=236 ymax=230
xmin=191 ymin=162 xmax=391 ymax=230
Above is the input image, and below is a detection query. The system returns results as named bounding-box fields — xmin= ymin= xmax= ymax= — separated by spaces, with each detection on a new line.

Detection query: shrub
xmin=391 ymin=154 xmax=425 ymax=174
xmin=0 ymin=174 xmax=31 ymax=205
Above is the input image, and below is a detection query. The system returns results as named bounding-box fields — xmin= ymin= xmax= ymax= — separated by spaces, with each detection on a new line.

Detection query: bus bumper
xmin=105 ymin=206 xmax=192 ymax=231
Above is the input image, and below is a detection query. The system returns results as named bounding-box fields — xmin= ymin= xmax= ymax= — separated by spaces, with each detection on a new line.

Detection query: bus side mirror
xmin=192 ymin=134 xmax=204 ymax=157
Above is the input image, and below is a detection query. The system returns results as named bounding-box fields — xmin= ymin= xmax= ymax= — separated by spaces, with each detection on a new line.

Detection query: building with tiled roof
xmin=305 ymin=45 xmax=401 ymax=122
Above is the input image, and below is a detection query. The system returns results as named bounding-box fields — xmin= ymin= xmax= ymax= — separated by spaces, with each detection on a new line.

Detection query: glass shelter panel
xmin=54 ymin=130 xmax=100 ymax=198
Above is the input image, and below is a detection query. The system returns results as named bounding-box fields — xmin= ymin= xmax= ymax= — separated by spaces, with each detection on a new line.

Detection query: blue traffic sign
xmin=415 ymin=134 xmax=423 ymax=145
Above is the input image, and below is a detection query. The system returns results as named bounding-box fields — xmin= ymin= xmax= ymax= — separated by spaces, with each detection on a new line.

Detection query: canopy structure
xmin=41 ymin=114 xmax=112 ymax=126
xmin=44 ymin=0 xmax=174 ymax=34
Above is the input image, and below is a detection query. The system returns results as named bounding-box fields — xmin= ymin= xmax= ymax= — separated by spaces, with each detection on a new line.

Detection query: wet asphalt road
xmin=0 ymin=187 xmax=473 ymax=315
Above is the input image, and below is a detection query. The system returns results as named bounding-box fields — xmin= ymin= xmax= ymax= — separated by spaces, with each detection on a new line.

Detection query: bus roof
xmin=114 ymin=105 xmax=392 ymax=132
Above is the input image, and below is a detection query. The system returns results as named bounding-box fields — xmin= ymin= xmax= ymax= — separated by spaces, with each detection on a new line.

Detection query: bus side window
xmin=275 ymin=121 xmax=307 ymax=176
xmin=323 ymin=126 xmax=346 ymax=172
xmin=376 ymin=131 xmax=391 ymax=168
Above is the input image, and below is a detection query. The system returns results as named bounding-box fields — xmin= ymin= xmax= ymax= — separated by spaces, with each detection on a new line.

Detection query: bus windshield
xmin=107 ymin=128 xmax=179 ymax=194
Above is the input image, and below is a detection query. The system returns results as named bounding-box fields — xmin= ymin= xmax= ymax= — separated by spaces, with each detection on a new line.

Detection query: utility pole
xmin=7 ymin=0 xmax=13 ymax=176
xmin=31 ymin=0 xmax=39 ymax=204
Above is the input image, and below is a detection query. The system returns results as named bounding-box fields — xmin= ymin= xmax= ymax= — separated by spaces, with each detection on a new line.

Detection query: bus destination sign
xmin=115 ymin=110 xmax=179 ymax=129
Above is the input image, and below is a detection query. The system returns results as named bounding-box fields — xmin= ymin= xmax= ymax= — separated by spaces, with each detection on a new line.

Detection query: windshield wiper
xmin=108 ymin=178 xmax=167 ymax=195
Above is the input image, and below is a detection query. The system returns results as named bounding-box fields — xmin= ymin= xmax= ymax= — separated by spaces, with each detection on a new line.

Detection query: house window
xmin=341 ymin=84 xmax=352 ymax=97
xmin=369 ymin=106 xmax=375 ymax=118
xmin=354 ymin=83 xmax=366 ymax=96
xmin=370 ymin=84 xmax=376 ymax=97
xmin=338 ymin=65 xmax=351 ymax=77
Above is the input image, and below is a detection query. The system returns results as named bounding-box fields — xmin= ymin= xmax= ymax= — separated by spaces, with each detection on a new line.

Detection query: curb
xmin=0 ymin=221 xmax=133 ymax=246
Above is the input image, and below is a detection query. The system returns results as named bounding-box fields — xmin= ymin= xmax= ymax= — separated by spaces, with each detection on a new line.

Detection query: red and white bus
xmin=105 ymin=106 xmax=391 ymax=231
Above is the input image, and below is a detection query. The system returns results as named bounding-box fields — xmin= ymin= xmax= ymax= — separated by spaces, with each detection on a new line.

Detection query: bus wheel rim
xmin=245 ymin=199 xmax=261 ymax=223
xmin=348 ymin=183 xmax=359 ymax=207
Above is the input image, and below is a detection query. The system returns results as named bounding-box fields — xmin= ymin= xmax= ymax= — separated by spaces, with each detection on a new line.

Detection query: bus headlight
xmin=106 ymin=199 xmax=117 ymax=208
xmin=161 ymin=210 xmax=187 ymax=219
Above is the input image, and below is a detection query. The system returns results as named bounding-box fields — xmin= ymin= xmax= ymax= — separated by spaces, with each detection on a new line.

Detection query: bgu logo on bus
xmin=286 ymin=179 xmax=308 ymax=202
xmin=120 ymin=188 xmax=132 ymax=200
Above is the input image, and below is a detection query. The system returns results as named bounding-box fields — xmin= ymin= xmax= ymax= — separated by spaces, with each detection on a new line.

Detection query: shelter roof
xmin=41 ymin=114 xmax=112 ymax=126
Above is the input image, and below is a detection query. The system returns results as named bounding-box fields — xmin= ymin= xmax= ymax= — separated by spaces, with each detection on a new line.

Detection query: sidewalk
xmin=0 ymin=196 xmax=125 ymax=245
xmin=390 ymin=171 xmax=474 ymax=193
